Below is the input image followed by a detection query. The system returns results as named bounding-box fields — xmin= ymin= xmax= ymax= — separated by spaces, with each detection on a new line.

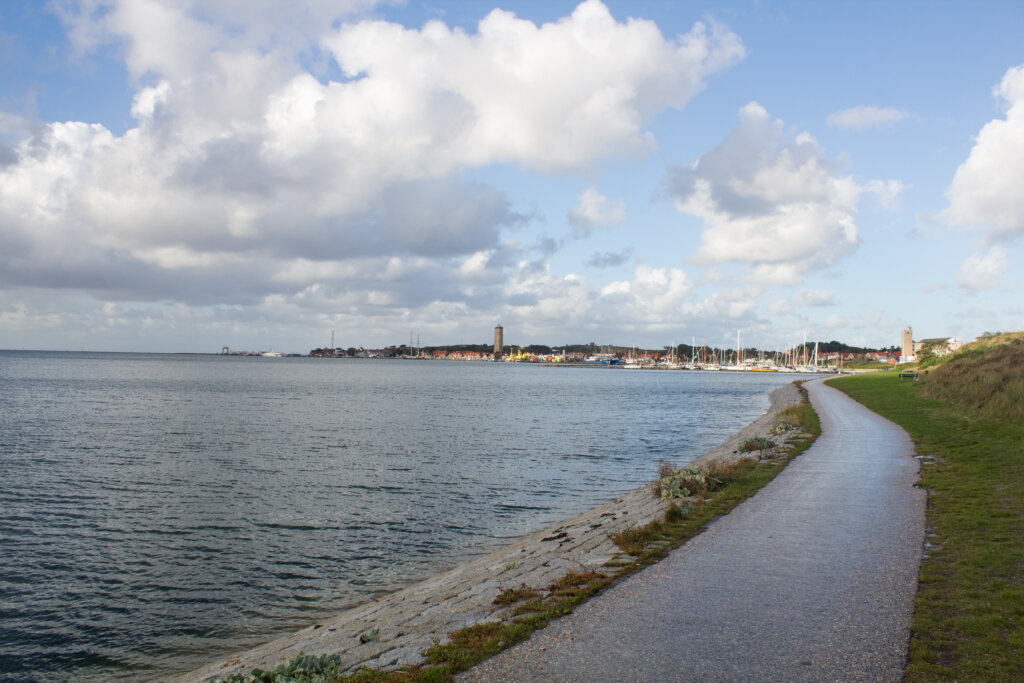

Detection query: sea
xmin=0 ymin=351 xmax=803 ymax=681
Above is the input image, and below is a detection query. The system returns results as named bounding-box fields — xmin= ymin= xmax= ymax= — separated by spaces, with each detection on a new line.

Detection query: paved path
xmin=462 ymin=379 xmax=926 ymax=682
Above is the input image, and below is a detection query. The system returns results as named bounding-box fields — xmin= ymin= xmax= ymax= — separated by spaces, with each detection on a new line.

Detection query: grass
xmin=214 ymin=389 xmax=822 ymax=683
xmin=492 ymin=585 xmax=541 ymax=605
xmin=918 ymin=337 xmax=1024 ymax=424
xmin=828 ymin=355 xmax=1024 ymax=682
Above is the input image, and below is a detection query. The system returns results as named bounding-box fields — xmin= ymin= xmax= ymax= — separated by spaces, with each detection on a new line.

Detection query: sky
xmin=1 ymin=0 xmax=1022 ymax=353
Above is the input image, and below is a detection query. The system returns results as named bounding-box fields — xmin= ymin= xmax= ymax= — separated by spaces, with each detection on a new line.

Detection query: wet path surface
xmin=461 ymin=379 xmax=926 ymax=682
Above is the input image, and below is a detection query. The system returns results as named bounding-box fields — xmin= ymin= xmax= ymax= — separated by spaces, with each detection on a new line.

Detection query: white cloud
xmin=0 ymin=0 xmax=744 ymax=324
xmin=665 ymin=102 xmax=893 ymax=285
xmin=600 ymin=265 xmax=693 ymax=318
xmin=826 ymin=105 xmax=912 ymax=130
xmin=957 ymin=246 xmax=1008 ymax=292
xmin=792 ymin=289 xmax=836 ymax=307
xmin=769 ymin=288 xmax=834 ymax=316
xmin=864 ymin=179 xmax=905 ymax=210
xmin=946 ymin=64 xmax=1024 ymax=239
xmin=568 ymin=188 xmax=626 ymax=235
xmin=322 ymin=0 xmax=745 ymax=172
xmin=52 ymin=0 xmax=379 ymax=78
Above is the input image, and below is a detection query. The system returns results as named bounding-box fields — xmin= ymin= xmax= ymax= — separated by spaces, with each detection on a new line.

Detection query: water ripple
xmin=0 ymin=352 xmax=797 ymax=682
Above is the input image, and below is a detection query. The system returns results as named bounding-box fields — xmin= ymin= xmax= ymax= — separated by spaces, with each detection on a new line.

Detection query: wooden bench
xmin=898 ymin=371 xmax=918 ymax=380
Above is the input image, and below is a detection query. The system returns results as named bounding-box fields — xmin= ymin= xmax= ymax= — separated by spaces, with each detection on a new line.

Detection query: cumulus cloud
xmin=600 ymin=265 xmax=693 ymax=317
xmin=568 ymin=188 xmax=626 ymax=235
xmin=826 ymin=105 xmax=911 ymax=130
xmin=665 ymin=102 xmax=892 ymax=285
xmin=946 ymin=64 xmax=1024 ymax=240
xmin=322 ymin=0 xmax=744 ymax=172
xmin=0 ymin=0 xmax=744 ymax=327
xmin=487 ymin=261 xmax=774 ymax=346
xmin=957 ymin=246 xmax=1008 ymax=292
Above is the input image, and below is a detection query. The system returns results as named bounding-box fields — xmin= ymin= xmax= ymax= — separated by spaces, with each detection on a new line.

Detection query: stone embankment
xmin=176 ymin=383 xmax=802 ymax=682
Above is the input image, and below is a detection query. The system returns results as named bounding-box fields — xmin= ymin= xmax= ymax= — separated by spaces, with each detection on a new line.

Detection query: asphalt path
xmin=461 ymin=379 xmax=926 ymax=682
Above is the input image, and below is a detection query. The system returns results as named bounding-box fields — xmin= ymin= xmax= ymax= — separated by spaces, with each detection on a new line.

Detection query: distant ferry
xmin=583 ymin=353 xmax=620 ymax=365
xmin=260 ymin=350 xmax=284 ymax=358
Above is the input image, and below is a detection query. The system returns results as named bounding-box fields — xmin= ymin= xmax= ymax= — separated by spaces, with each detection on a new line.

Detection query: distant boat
xmin=261 ymin=350 xmax=283 ymax=358
xmin=583 ymin=353 xmax=620 ymax=365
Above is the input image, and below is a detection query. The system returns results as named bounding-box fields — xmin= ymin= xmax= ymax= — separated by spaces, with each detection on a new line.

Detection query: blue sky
xmin=1 ymin=0 xmax=1022 ymax=353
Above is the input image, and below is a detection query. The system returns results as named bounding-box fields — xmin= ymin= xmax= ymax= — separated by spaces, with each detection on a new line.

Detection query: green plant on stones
xmin=359 ymin=627 xmax=380 ymax=644
xmin=658 ymin=466 xmax=721 ymax=499
xmin=212 ymin=651 xmax=344 ymax=683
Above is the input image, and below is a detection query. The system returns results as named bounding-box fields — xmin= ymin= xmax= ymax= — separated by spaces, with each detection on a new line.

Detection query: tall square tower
xmin=901 ymin=326 xmax=914 ymax=362
xmin=494 ymin=324 xmax=504 ymax=357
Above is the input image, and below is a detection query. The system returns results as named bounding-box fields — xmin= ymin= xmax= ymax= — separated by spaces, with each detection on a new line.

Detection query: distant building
xmin=494 ymin=324 xmax=504 ymax=357
xmin=900 ymin=326 xmax=915 ymax=363
xmin=915 ymin=337 xmax=962 ymax=358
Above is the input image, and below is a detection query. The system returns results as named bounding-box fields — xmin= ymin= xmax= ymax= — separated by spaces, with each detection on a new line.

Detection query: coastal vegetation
xmin=828 ymin=333 xmax=1024 ymax=681
xmin=213 ymin=388 xmax=821 ymax=683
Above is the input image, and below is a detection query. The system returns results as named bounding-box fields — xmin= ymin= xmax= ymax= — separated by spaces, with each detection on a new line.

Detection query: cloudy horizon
xmin=1 ymin=1 xmax=1022 ymax=353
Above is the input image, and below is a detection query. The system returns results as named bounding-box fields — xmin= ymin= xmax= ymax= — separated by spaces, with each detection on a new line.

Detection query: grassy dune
xmin=828 ymin=335 xmax=1024 ymax=681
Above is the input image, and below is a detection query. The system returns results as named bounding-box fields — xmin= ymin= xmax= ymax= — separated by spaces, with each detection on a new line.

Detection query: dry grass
xmin=775 ymin=403 xmax=810 ymax=430
xmin=547 ymin=570 xmax=606 ymax=591
xmin=664 ymin=501 xmax=686 ymax=523
xmin=703 ymin=458 xmax=756 ymax=479
xmin=611 ymin=521 xmax=665 ymax=555
xmin=918 ymin=336 xmax=1024 ymax=424
xmin=492 ymin=585 xmax=541 ymax=605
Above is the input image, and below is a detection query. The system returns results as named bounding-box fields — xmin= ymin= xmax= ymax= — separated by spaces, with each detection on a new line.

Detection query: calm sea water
xmin=0 ymin=352 xmax=801 ymax=681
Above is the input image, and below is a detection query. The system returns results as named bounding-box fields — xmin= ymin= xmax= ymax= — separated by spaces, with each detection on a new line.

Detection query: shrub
xmin=738 ymin=436 xmax=774 ymax=453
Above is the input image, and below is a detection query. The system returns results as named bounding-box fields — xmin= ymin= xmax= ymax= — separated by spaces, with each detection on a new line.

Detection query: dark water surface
xmin=0 ymin=352 xmax=801 ymax=681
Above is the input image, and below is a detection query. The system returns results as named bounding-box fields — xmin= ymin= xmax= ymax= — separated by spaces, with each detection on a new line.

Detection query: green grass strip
xmin=827 ymin=372 xmax=1024 ymax=681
